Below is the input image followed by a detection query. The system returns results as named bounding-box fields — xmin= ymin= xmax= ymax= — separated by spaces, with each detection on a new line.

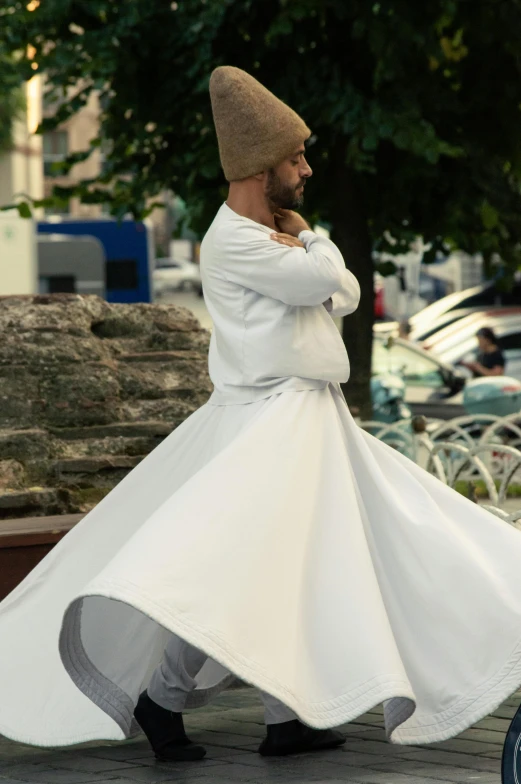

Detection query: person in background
xmin=461 ymin=326 xmax=506 ymax=377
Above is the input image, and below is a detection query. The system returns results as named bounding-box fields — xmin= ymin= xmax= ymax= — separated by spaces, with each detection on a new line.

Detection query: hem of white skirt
xmin=59 ymin=575 xmax=521 ymax=745
xmin=0 ymin=719 xmax=125 ymax=748
xmin=59 ymin=583 xmax=415 ymax=740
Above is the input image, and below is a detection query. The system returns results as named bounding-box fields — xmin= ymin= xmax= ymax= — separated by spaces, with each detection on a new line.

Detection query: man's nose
xmin=301 ymin=159 xmax=313 ymax=178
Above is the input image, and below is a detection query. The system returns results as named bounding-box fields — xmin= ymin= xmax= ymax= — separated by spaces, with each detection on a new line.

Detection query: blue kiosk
xmin=37 ymin=218 xmax=154 ymax=303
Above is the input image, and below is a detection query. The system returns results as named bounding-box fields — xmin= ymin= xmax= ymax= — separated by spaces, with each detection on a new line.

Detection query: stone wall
xmin=0 ymin=294 xmax=211 ymax=519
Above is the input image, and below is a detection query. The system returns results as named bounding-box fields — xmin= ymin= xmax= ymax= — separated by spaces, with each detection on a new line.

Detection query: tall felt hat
xmin=209 ymin=66 xmax=311 ymax=182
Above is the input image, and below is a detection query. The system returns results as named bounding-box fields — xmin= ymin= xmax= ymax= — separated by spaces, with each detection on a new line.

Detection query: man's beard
xmin=266 ymin=169 xmax=304 ymax=210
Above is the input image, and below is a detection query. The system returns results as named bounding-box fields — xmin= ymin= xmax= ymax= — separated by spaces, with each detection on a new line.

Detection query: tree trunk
xmin=329 ymin=168 xmax=374 ymax=420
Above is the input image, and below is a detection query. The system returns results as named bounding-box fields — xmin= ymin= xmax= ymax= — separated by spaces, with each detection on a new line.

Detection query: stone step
xmin=51 ymin=435 xmax=163 ymax=460
xmin=91 ymin=305 xmax=199 ymax=339
xmin=49 ymin=420 xmax=172 ymax=440
xmin=146 ymin=330 xmax=209 ymax=352
xmin=53 ymin=455 xmax=142 ymax=474
xmin=119 ymin=350 xmax=204 ymax=363
xmin=118 ymin=398 xmax=204 ymax=422
xmin=0 ymin=487 xmax=70 ymax=519
xmin=51 ymin=455 xmax=143 ymax=490
xmin=0 ymin=429 xmax=52 ymax=460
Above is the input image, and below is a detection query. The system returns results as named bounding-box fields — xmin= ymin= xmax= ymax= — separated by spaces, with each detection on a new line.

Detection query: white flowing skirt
xmin=2 ymin=383 xmax=521 ymax=748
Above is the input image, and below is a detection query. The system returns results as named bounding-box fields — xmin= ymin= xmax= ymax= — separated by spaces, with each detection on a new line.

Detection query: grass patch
xmin=454 ymin=480 xmax=521 ymax=499
xmin=68 ymin=486 xmax=112 ymax=508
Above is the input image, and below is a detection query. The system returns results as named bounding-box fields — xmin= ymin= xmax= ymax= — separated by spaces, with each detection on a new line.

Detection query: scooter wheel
xmin=502 ymin=702 xmax=521 ymax=783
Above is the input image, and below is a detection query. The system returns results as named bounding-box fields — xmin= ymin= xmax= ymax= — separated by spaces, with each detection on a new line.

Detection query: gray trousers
xmin=147 ymin=633 xmax=297 ymax=725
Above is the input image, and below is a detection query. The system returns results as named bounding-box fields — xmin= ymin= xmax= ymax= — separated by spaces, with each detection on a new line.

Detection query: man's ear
xmin=253 ymin=171 xmax=266 ymax=182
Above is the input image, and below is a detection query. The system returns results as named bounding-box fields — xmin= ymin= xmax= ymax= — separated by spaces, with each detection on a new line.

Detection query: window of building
xmin=44 ymin=199 xmax=70 ymax=216
xmin=43 ymin=130 xmax=69 ymax=177
xmin=99 ymin=138 xmax=112 ymax=177
xmin=39 ymin=275 xmax=76 ymax=294
xmin=106 ymin=259 xmax=139 ymax=290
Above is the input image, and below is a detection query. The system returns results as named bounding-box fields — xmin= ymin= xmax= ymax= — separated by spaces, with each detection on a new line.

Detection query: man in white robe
xmin=134 ymin=65 xmax=358 ymax=762
xmin=4 ymin=66 xmax=521 ymax=784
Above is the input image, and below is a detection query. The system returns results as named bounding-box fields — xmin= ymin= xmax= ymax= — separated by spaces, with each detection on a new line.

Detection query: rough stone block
xmin=0 ymin=333 xmax=112 ymax=366
xmin=146 ymin=330 xmax=210 ymax=352
xmin=0 ymin=293 xmax=109 ymax=337
xmin=0 ymin=429 xmax=51 ymax=460
xmin=0 ymin=459 xmax=25 ymax=489
xmin=0 ymin=487 xmax=71 ymax=519
xmin=0 ymin=295 xmax=210 ymax=520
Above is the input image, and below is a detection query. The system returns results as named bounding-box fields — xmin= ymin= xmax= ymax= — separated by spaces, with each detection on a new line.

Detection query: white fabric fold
xmin=2 ymin=385 xmax=521 ymax=747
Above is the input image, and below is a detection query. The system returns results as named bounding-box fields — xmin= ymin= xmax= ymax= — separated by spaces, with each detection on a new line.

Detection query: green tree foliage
xmin=0 ymin=49 xmax=25 ymax=153
xmin=2 ymin=0 xmax=521 ymax=414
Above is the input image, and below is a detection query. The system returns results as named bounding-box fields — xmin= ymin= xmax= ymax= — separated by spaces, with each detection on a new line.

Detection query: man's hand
xmin=274 ymin=209 xmax=310 ymax=237
xmin=270 ymin=232 xmax=305 ymax=248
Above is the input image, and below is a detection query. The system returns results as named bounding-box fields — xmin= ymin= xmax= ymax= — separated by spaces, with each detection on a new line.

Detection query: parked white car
xmin=374 ymin=280 xmax=521 ymax=337
xmin=153 ymin=258 xmax=202 ymax=296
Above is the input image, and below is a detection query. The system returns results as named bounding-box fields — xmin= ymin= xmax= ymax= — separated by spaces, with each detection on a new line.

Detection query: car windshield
xmin=440 ymin=338 xmax=478 ymax=364
xmin=373 ymin=339 xmax=444 ymax=387
xmin=413 ymin=311 xmax=471 ymax=341
xmin=408 ymin=284 xmax=490 ymax=329
xmin=422 ymin=313 xmax=489 ymax=353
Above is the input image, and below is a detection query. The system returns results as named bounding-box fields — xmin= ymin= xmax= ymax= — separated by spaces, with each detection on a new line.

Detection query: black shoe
xmin=258 ymin=719 xmax=345 ymax=756
xmin=502 ymin=702 xmax=521 ymax=782
xmin=134 ymin=690 xmax=206 ymax=761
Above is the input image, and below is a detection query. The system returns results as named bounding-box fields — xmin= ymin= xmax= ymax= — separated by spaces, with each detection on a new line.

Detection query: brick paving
xmin=0 ymin=687 xmax=514 ymax=783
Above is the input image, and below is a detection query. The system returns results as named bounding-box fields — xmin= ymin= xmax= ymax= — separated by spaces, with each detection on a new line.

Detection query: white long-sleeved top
xmin=200 ymin=203 xmax=360 ymax=404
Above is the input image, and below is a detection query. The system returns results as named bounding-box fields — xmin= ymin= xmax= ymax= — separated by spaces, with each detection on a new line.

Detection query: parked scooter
xmin=370 ymin=373 xmax=412 ymax=424
xmin=463 ymin=376 xmax=521 ymax=417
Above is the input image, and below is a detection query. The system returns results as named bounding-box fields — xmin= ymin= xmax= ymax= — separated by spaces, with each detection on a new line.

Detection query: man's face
xmin=265 ymin=147 xmax=312 ymax=210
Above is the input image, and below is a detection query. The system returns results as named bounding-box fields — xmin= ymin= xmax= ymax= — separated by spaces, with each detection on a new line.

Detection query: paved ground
xmin=0 ymin=686 xmax=514 ymax=783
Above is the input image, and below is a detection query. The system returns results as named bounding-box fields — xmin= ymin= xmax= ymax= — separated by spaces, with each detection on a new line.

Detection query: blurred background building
xmin=0 ymin=74 xmax=43 ymax=215
xmin=42 ymin=89 xmax=103 ymax=218
xmin=0 ymin=81 xmax=183 ymax=257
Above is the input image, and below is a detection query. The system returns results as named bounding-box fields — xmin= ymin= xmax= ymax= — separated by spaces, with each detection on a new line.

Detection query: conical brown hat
xmin=209 ymin=66 xmax=311 ymax=182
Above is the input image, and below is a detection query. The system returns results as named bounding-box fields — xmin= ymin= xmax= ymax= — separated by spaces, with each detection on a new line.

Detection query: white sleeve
xmin=214 ymin=223 xmax=357 ymax=307
xmin=299 ymin=230 xmax=361 ymax=318
xmin=323 ymin=279 xmax=361 ymax=318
